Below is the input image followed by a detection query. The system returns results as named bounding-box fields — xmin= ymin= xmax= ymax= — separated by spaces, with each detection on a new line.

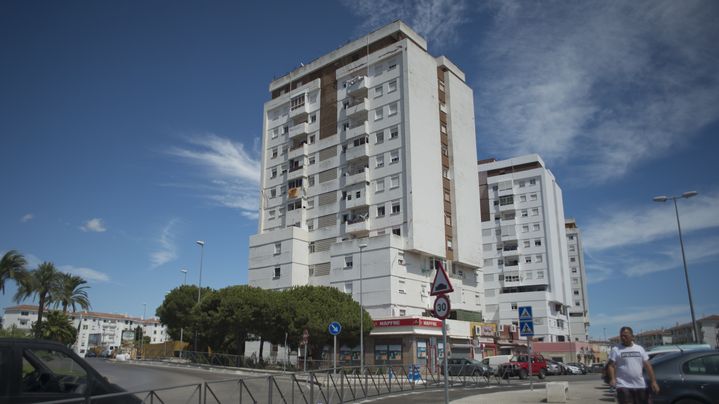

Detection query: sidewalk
xmin=452 ymin=379 xmax=614 ymax=403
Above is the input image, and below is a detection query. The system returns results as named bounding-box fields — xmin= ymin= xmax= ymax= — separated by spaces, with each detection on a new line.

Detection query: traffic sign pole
xmin=334 ymin=334 xmax=337 ymax=374
xmin=442 ymin=318 xmax=449 ymax=404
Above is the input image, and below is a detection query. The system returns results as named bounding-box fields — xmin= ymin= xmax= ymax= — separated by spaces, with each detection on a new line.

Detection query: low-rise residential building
xmin=635 ymin=329 xmax=672 ymax=349
xmin=2 ymin=305 xmax=168 ymax=355
xmin=670 ymin=315 xmax=719 ymax=348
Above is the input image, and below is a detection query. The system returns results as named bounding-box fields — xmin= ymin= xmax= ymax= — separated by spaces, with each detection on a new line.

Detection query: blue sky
xmin=1 ymin=0 xmax=718 ymax=340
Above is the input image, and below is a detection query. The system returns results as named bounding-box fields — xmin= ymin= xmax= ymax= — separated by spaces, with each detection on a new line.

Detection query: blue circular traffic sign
xmin=328 ymin=321 xmax=342 ymax=336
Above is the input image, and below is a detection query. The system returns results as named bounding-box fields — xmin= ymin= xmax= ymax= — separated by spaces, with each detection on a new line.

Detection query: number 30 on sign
xmin=433 ymin=294 xmax=451 ymax=320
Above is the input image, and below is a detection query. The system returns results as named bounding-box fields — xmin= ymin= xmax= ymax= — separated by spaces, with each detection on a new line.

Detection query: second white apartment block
xmin=478 ymin=155 xmax=573 ymax=342
xmin=248 ymin=21 xmax=483 ymax=320
xmin=566 ymin=219 xmax=590 ymax=341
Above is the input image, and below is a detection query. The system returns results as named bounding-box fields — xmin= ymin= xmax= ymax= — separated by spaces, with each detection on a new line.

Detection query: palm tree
xmin=1 ymin=250 xmax=28 ymax=294
xmin=52 ymin=273 xmax=91 ymax=313
xmin=14 ymin=261 xmax=59 ymax=331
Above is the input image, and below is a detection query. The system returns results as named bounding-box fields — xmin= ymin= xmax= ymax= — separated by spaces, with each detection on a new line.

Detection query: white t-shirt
xmin=609 ymin=343 xmax=648 ymax=389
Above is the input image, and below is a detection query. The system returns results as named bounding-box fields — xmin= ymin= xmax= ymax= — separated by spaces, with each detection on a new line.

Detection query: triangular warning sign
xmin=519 ymin=307 xmax=532 ymax=320
xmin=521 ymin=322 xmax=533 ymax=334
xmin=430 ymin=261 xmax=454 ymax=296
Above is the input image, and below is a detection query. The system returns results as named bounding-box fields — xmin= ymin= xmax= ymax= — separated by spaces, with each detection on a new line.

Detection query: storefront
xmin=368 ymin=317 xmax=443 ymax=369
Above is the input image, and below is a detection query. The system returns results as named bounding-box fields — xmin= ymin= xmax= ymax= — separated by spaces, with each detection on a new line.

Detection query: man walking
xmin=607 ymin=326 xmax=660 ymax=403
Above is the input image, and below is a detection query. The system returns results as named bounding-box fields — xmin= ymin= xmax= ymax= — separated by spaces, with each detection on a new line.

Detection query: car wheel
xmin=519 ymin=369 xmax=528 ymax=379
xmin=538 ymin=369 xmax=546 ymax=380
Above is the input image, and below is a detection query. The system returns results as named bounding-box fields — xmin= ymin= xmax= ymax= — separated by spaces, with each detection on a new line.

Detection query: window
xmin=499 ymin=195 xmax=514 ymax=206
xmin=511 ymin=303 xmax=518 ymax=310
xmin=390 ymin=127 xmax=399 ymax=139
xmin=308 ymin=156 xmax=316 ymax=165
xmin=287 ymin=200 xmax=302 ymax=211
xmin=344 ymin=256 xmax=353 ymax=268
xmin=374 ymin=85 xmax=383 ymax=98
xmin=390 ymin=150 xmax=399 ymax=164
xmin=518 ymin=181 xmax=525 ymax=188
xmin=268 ymin=210 xmax=276 ymax=220
xmin=343 ymin=100 xmax=350 ymax=110
xmin=530 ymin=179 xmax=536 ymax=185
xmin=388 ymin=63 xmax=397 ymax=71
xmin=270 ymin=189 xmax=277 ymax=198
xmin=537 ymin=271 xmax=544 ymax=279
xmin=533 ymin=224 xmax=540 ymax=231
xmin=441 ymin=145 xmax=448 ymax=156
xmin=391 ymin=201 xmax=401 ymax=214
xmin=535 ymin=255 xmax=543 ymax=263
xmin=377 ymin=205 xmax=386 ymax=217
xmin=530 ymin=193 xmax=538 ymax=201
xmin=388 ymin=103 xmax=398 ymax=116
xmin=274 ymin=243 xmax=282 ymax=255
xmin=572 ymin=267 xmax=578 ymax=273
xmin=390 ymin=175 xmax=399 ymax=188
xmin=521 ymin=209 xmax=528 ymax=217
xmin=392 ymin=227 xmax=401 ymax=236
xmin=271 ymin=128 xmax=278 ymax=139
xmin=20 ymin=348 xmax=89 ymax=394
xmin=525 ymin=256 xmax=532 ymax=263
xmin=535 ymin=240 xmax=542 ymax=247
xmin=525 ymin=272 xmax=533 ymax=280
xmin=573 ymin=290 xmax=580 ymax=295
xmin=308 ymin=242 xmax=315 ymax=253
xmin=308 ymin=176 xmax=315 ymax=186
xmin=273 ymin=267 xmax=281 ymax=279
xmin=683 ymin=354 xmax=719 ymax=375
xmin=344 ymin=282 xmax=353 ymax=294
xmin=388 ymin=80 xmax=397 ymax=93
xmin=375 ymin=179 xmax=385 ymax=193
xmin=438 ymin=80 xmax=445 ymax=92
xmin=520 ymin=195 xmax=527 ymax=202
xmin=532 ymin=208 xmax=539 ymax=216
xmin=271 ymin=167 xmax=277 ymax=178
xmin=441 ymin=125 xmax=447 ymax=134
xmin=523 ymin=240 xmax=530 ymax=248
xmin=522 ymin=225 xmax=529 ymax=233
xmin=570 ymin=257 xmax=576 ymax=262
xmin=374 ymin=108 xmax=383 ymax=121
xmin=342 ymin=122 xmax=350 ymax=131
xmin=572 ymin=278 xmax=579 ymax=285
xmin=376 ymin=155 xmax=384 ymax=168
xmin=271 ymin=148 xmax=278 ymax=158
xmin=310 ymin=114 xmax=317 ymax=123
xmin=376 ymin=132 xmax=384 ymax=144
xmin=399 ymin=309 xmax=406 ymax=316
xmin=447 ymin=238 xmax=453 ymax=249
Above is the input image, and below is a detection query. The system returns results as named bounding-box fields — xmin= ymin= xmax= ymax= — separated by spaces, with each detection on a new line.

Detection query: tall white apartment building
xmin=565 ymin=219 xmax=590 ymax=341
xmin=248 ymin=21 xmax=483 ymax=320
xmin=478 ymin=155 xmax=573 ymax=342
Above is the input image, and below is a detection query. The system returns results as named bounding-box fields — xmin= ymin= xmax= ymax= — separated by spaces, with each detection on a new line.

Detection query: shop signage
xmin=373 ymin=318 xmax=442 ymax=328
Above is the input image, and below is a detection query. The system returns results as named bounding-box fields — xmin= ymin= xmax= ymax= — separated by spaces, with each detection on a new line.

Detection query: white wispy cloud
xmin=583 ymin=190 xmax=719 ymax=252
xmin=150 ymin=219 xmax=179 ymax=269
xmin=20 ymin=213 xmax=33 ymax=223
xmin=59 ymin=265 xmax=110 ymax=283
xmin=623 ymin=235 xmax=719 ymax=277
xmin=80 ymin=218 xmax=107 ymax=233
xmin=342 ymin=0 xmax=470 ymax=49
xmin=167 ymin=134 xmax=260 ymax=219
xmin=475 ymin=0 xmax=719 ymax=183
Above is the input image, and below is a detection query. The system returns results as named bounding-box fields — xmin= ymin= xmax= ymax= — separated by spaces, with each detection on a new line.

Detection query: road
xmin=87 ymin=359 xmax=603 ymax=403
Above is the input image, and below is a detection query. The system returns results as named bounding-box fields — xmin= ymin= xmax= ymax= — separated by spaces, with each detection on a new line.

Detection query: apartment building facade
xmin=248 ymin=21 xmax=483 ymax=322
xmin=478 ymin=155 xmax=573 ymax=342
xmin=2 ymin=305 xmax=168 ymax=355
xmin=565 ymin=218 xmax=590 ymax=341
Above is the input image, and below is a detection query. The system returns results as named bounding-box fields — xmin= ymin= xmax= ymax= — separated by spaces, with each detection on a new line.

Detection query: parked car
xmin=649 ymin=349 xmax=719 ymax=404
xmin=546 ymin=360 xmax=563 ymax=376
xmin=84 ymin=350 xmax=97 ymax=358
xmin=0 ymin=338 xmax=140 ymax=403
xmin=590 ymin=363 xmax=605 ymax=373
xmin=567 ymin=362 xmax=588 ymax=374
xmin=647 ymin=344 xmax=712 ymax=360
xmin=565 ymin=364 xmax=583 ymax=375
xmin=445 ymin=358 xmax=492 ymax=377
xmin=497 ymin=353 xmax=548 ymax=379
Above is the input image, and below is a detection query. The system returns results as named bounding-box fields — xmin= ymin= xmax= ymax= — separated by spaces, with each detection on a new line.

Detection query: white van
xmin=481 ymin=354 xmax=514 ymax=373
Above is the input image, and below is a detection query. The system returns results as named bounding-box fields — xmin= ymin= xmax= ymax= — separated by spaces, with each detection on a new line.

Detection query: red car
xmin=498 ymin=353 xmax=548 ymax=379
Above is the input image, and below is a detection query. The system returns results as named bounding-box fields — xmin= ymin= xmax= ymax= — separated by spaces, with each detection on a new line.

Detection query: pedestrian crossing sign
xmin=520 ymin=321 xmax=534 ymax=337
xmin=518 ymin=306 xmax=533 ymax=320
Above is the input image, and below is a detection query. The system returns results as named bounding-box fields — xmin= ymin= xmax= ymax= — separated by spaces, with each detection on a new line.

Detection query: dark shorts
xmin=616 ymin=387 xmax=650 ymax=404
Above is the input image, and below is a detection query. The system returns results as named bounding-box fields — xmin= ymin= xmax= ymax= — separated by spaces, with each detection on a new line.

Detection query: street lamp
xmin=358 ymin=243 xmax=367 ymax=374
xmin=653 ymin=191 xmax=699 ymax=343
xmin=141 ymin=303 xmax=147 ymax=359
xmin=194 ymin=240 xmax=205 ymax=352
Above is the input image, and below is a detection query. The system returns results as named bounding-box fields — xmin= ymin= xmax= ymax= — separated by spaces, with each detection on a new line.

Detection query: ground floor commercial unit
xmin=532 ymin=341 xmax=608 ymax=364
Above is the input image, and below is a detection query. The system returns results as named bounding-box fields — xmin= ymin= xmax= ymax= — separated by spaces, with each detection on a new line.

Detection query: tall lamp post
xmin=358 ymin=243 xmax=367 ymax=374
xmin=653 ymin=191 xmax=699 ymax=343
xmin=194 ymin=240 xmax=205 ymax=352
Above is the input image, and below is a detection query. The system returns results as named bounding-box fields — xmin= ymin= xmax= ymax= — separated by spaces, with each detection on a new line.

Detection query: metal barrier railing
xmin=41 ymin=363 xmax=518 ymax=404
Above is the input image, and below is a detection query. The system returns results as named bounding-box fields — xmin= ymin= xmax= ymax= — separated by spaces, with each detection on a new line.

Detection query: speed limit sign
xmin=433 ymin=294 xmax=451 ymax=319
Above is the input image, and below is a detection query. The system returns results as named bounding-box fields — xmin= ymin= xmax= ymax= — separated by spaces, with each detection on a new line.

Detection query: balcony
xmin=346 ymin=76 xmax=369 ymax=96
xmin=289 ymin=122 xmax=309 ymax=138
xmin=344 ymin=167 xmax=369 ymax=186
xmin=347 ymin=122 xmax=369 ymax=139
xmin=346 ymin=98 xmax=369 ymax=119
xmin=289 ymin=102 xmax=309 ymax=120
xmin=288 ymin=143 xmax=308 ymax=160
xmin=287 ymin=165 xmax=305 ymax=179
xmin=346 ymin=142 xmax=370 ymax=162
xmin=345 ymin=191 xmax=370 ymax=209
xmin=345 ymin=216 xmax=370 ymax=234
